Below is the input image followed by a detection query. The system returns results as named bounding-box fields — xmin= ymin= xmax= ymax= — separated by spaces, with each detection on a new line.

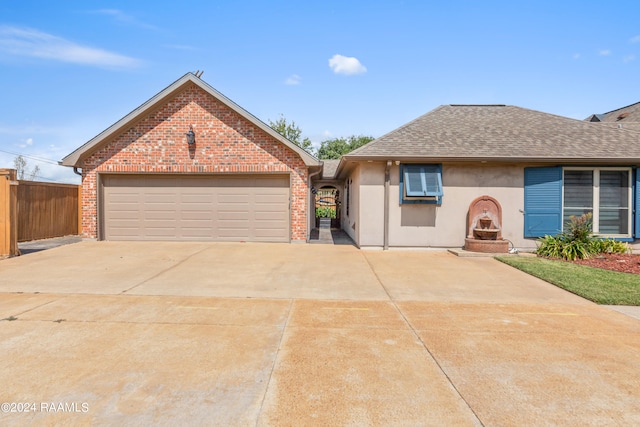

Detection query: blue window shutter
xmin=403 ymin=165 xmax=443 ymax=197
xmin=524 ymin=167 xmax=562 ymax=238
xmin=635 ymin=168 xmax=640 ymax=238
xmin=404 ymin=165 xmax=426 ymax=196
xmin=424 ymin=165 xmax=443 ymax=196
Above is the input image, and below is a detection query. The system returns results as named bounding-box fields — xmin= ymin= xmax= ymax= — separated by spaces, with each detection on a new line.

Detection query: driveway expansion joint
xmin=255 ymin=299 xmax=293 ymax=426
xmin=362 ymin=252 xmax=485 ymax=426
xmin=119 ymin=246 xmax=212 ymax=294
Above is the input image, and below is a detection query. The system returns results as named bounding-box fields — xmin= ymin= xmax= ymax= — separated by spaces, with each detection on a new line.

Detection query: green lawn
xmin=495 ymin=256 xmax=640 ymax=306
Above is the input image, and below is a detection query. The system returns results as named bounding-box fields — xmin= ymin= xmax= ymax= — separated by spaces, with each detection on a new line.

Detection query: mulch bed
xmin=570 ymin=253 xmax=640 ymax=275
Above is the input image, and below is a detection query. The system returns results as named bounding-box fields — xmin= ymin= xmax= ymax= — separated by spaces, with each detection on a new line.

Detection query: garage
xmin=61 ymin=73 xmax=321 ymax=242
xmin=102 ymin=174 xmax=290 ymax=242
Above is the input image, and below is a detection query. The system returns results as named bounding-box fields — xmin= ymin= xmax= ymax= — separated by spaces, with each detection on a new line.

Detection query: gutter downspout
xmin=73 ymin=167 xmax=82 ymax=176
xmin=384 ymin=160 xmax=391 ymax=250
xmin=307 ymin=168 xmax=323 ymax=242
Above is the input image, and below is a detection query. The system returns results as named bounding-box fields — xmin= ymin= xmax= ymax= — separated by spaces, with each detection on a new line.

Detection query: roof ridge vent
xmin=449 ymin=104 xmax=506 ymax=107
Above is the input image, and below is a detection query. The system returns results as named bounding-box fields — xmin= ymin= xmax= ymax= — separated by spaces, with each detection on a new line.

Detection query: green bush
xmin=590 ymin=238 xmax=630 ymax=255
xmin=315 ymin=206 xmax=336 ymax=218
xmin=536 ymin=213 xmax=629 ymax=261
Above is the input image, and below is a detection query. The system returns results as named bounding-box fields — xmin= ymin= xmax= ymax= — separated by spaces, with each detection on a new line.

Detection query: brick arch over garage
xmin=79 ymin=82 xmax=311 ymax=242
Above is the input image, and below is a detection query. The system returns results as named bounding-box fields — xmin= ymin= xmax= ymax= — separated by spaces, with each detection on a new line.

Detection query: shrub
xmin=315 ymin=206 xmax=336 ymax=218
xmin=589 ymin=238 xmax=630 ymax=255
xmin=536 ymin=213 xmax=629 ymax=260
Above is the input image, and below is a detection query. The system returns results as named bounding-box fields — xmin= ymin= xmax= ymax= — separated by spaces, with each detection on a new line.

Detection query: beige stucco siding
xmin=391 ymin=163 xmax=528 ymax=248
xmin=341 ymin=164 xmax=360 ymax=244
xmin=358 ymin=163 xmax=386 ymax=247
xmin=355 ymin=162 xmax=536 ymax=250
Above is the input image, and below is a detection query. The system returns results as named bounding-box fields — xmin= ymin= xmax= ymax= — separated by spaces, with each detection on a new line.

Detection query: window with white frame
xmin=563 ymin=168 xmax=632 ymax=236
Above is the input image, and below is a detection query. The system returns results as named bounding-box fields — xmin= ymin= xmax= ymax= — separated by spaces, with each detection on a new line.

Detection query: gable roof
xmin=345 ymin=104 xmax=640 ymax=163
xmin=61 ymin=73 xmax=320 ymax=168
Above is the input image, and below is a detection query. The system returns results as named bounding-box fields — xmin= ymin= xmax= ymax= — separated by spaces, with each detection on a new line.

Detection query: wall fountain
xmin=464 ymin=195 xmax=509 ymax=253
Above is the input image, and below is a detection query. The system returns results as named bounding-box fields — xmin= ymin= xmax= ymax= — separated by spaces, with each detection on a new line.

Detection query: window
xmin=563 ymin=168 xmax=631 ymax=236
xmin=524 ymin=167 xmax=637 ymax=239
xmin=400 ymin=164 xmax=443 ymax=204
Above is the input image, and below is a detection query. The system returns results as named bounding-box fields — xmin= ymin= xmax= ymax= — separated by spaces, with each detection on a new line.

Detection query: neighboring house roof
xmin=344 ymin=104 xmax=640 ymax=163
xmin=585 ymin=101 xmax=640 ymax=132
xmin=61 ymin=73 xmax=320 ymax=168
xmin=320 ymin=159 xmax=340 ymax=179
xmin=586 ymin=101 xmax=640 ymax=123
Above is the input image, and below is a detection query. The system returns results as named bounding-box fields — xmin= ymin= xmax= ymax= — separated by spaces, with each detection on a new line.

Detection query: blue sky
xmin=0 ymin=1 xmax=639 ymax=183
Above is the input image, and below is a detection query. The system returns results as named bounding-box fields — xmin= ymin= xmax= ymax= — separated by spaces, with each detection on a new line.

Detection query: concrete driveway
xmin=1 ymin=242 xmax=639 ymax=426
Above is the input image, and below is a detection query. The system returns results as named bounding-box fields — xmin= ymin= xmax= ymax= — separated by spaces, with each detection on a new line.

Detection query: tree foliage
xmin=13 ymin=155 xmax=40 ymax=180
xmin=317 ymin=135 xmax=374 ymax=159
xmin=268 ymin=114 xmax=313 ymax=153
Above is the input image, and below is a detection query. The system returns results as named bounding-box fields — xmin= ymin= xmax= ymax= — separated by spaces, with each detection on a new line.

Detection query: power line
xmin=0 ymin=148 xmax=60 ymax=165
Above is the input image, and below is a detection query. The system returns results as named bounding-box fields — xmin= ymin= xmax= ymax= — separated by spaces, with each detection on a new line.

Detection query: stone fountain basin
xmin=473 ymin=228 xmax=500 ymax=240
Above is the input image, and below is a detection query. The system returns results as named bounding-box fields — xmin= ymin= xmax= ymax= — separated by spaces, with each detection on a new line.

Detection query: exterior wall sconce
xmin=185 ymin=125 xmax=196 ymax=145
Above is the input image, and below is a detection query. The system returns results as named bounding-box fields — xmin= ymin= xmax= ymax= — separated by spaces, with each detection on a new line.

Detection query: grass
xmin=496 ymin=255 xmax=640 ymax=306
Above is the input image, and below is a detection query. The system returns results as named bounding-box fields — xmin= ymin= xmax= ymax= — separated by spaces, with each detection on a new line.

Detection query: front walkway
xmin=308 ymin=228 xmax=355 ymax=245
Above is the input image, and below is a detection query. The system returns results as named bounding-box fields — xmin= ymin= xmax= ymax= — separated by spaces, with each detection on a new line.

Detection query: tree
xmin=13 ymin=155 xmax=40 ymax=180
xmin=317 ymin=135 xmax=374 ymax=159
xmin=268 ymin=114 xmax=313 ymax=153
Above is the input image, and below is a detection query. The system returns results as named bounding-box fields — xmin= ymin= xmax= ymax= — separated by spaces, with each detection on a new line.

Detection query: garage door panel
xmin=254 ymin=177 xmax=289 ymax=188
xmin=103 ymin=174 xmax=290 ymax=242
xmin=218 ymin=211 xmax=249 ymax=220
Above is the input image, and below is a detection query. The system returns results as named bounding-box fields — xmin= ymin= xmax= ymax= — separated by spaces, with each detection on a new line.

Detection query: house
xmin=61 ymin=73 xmax=640 ymax=252
xmin=328 ymin=105 xmax=640 ymax=251
xmin=61 ymin=73 xmax=321 ymax=242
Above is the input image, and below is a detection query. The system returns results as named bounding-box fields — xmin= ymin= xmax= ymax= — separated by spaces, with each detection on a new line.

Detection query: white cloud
xmin=18 ymin=137 xmax=34 ymax=148
xmin=572 ymin=53 xmax=580 ymax=60
xmin=623 ymin=54 xmax=636 ymax=63
xmin=328 ymin=54 xmax=367 ymax=75
xmin=598 ymin=49 xmax=611 ymax=56
xmin=630 ymin=35 xmax=640 ymax=44
xmin=91 ymin=9 xmax=156 ymax=30
xmin=322 ymin=130 xmax=332 ymax=138
xmin=0 ymin=26 xmax=142 ymax=68
xmin=285 ymin=74 xmax=302 ymax=85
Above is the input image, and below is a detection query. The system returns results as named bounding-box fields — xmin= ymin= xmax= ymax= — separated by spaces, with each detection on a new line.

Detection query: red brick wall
xmin=81 ymin=83 xmax=309 ymax=241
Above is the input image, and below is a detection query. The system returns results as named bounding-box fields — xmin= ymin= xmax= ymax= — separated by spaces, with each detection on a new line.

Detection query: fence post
xmin=0 ymin=169 xmax=18 ymax=257
xmin=77 ymin=184 xmax=83 ymax=236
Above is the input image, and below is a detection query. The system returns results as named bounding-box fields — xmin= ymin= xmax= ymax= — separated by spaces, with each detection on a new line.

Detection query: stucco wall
xmin=341 ymin=165 xmax=360 ymax=244
xmin=356 ymin=162 xmax=536 ymax=251
xmin=80 ymin=83 xmax=309 ymax=241
xmin=358 ymin=163 xmax=385 ymax=247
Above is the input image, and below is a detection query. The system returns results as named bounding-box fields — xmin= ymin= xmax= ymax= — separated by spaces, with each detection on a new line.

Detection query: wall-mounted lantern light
xmin=185 ymin=125 xmax=196 ymax=145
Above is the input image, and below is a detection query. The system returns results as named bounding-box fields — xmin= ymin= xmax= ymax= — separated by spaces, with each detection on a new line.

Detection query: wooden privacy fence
xmin=0 ymin=169 xmax=18 ymax=257
xmin=1 ymin=168 xmax=81 ymax=257
xmin=17 ymin=180 xmax=81 ymax=242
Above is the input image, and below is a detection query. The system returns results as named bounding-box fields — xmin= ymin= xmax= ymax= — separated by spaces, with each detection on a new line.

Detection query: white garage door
xmin=102 ymin=175 xmax=290 ymax=242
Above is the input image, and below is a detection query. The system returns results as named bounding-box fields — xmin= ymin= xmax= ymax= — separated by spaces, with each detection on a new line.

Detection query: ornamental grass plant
xmin=535 ymin=213 xmax=629 ymax=261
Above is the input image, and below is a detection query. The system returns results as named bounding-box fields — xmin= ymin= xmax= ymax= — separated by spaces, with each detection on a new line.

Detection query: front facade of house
xmin=62 ymin=73 xmax=320 ymax=243
xmin=62 ymin=75 xmax=639 ymax=252
xmin=333 ymin=105 xmax=640 ymax=252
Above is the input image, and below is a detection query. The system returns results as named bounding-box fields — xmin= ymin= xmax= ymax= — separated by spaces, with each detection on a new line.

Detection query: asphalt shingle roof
xmin=348 ymin=105 xmax=640 ymax=161
xmin=321 ymin=159 xmax=340 ymax=179
xmin=588 ymin=101 xmax=640 ymax=123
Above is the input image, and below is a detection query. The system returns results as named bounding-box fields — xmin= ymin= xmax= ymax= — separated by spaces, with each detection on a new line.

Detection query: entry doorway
xmin=314 ymin=186 xmax=340 ymax=229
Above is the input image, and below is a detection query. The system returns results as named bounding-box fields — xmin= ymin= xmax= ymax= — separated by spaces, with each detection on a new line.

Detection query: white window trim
xmin=562 ymin=167 xmax=633 ymax=238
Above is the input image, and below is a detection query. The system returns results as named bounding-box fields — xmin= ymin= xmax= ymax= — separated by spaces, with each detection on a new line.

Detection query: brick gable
xmin=81 ymin=83 xmax=309 ymax=240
